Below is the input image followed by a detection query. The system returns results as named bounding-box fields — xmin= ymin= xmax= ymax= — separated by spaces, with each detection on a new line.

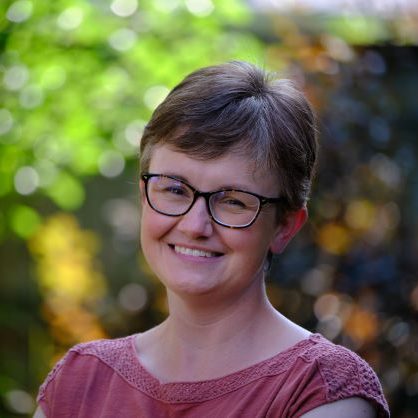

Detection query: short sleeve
xmin=36 ymin=346 xmax=102 ymax=417
xmin=36 ymin=351 xmax=70 ymax=417
xmin=274 ymin=335 xmax=389 ymax=418
xmin=310 ymin=341 xmax=389 ymax=417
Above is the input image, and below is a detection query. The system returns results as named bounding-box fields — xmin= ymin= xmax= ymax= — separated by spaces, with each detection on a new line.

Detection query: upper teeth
xmin=174 ymin=245 xmax=216 ymax=258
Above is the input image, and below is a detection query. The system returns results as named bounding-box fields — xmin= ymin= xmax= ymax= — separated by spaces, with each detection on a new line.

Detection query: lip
xmin=168 ymin=244 xmax=224 ymax=259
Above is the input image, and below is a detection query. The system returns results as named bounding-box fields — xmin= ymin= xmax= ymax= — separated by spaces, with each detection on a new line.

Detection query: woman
xmin=35 ymin=61 xmax=389 ymax=417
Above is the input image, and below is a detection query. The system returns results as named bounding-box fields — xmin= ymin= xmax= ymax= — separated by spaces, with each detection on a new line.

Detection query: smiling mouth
xmin=170 ymin=245 xmax=223 ymax=258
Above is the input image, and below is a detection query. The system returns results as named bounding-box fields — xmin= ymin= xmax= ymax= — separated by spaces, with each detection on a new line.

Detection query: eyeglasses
xmin=141 ymin=173 xmax=283 ymax=229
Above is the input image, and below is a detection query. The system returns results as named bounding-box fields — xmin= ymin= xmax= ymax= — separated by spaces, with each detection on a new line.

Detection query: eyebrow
xmin=158 ymin=171 xmax=256 ymax=193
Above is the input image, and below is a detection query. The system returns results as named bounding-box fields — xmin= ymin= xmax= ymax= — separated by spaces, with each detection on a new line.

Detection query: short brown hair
xmin=140 ymin=61 xmax=318 ymax=219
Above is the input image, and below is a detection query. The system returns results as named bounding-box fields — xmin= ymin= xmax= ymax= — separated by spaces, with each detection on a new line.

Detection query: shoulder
xmin=46 ymin=335 xmax=134 ymax=378
xmin=298 ymin=334 xmax=389 ymax=418
xmin=302 ymin=335 xmax=384 ymax=402
xmin=42 ymin=334 xmax=134 ymax=379
xmin=67 ymin=334 xmax=134 ymax=362
xmin=37 ymin=335 xmax=136 ymax=409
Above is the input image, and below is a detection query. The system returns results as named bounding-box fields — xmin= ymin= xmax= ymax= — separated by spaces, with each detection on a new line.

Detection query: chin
xmin=163 ymin=275 xmax=222 ymax=298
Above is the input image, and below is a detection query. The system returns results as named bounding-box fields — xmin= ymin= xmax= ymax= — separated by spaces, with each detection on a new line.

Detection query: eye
xmin=164 ymin=185 xmax=186 ymax=195
xmin=159 ymin=184 xmax=190 ymax=197
xmin=215 ymin=192 xmax=255 ymax=210
xmin=153 ymin=179 xmax=192 ymax=199
xmin=222 ymin=198 xmax=247 ymax=208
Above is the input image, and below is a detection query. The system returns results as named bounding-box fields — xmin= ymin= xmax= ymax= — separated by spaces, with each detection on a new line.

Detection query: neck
xmin=142 ymin=276 xmax=292 ymax=382
xmin=164 ymin=277 xmax=274 ymax=349
xmin=136 ymin=272 xmax=310 ymax=383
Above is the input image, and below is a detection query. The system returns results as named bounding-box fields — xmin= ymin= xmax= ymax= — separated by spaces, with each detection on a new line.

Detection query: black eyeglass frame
xmin=141 ymin=173 xmax=284 ymax=229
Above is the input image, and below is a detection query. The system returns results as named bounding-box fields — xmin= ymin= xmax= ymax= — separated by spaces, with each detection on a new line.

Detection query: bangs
xmin=160 ymin=95 xmax=276 ymax=172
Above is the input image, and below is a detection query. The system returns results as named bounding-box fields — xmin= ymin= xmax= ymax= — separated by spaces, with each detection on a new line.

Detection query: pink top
xmin=37 ymin=333 xmax=389 ymax=417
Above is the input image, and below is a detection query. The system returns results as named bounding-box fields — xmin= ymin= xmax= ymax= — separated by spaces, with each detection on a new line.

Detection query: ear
xmin=270 ymin=207 xmax=307 ymax=254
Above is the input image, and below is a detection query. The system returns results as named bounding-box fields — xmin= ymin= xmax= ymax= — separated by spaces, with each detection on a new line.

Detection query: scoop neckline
xmin=130 ymin=333 xmax=324 ymax=387
xmin=73 ymin=332 xmax=324 ymax=403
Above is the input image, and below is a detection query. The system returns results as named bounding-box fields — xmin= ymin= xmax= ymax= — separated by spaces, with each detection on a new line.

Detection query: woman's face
xmin=140 ymin=145 xmax=302 ymax=302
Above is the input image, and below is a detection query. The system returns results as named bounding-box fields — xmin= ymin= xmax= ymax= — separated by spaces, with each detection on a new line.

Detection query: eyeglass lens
xmin=146 ymin=176 xmax=261 ymax=227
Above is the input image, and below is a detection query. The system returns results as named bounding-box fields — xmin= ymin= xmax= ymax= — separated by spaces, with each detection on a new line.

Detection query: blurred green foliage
xmin=1 ymin=0 xmax=418 ymax=417
xmin=0 ymin=0 xmax=262 ymax=214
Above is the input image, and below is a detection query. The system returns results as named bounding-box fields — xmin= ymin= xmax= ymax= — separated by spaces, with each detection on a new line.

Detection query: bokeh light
xmin=6 ymin=0 xmax=33 ymax=23
xmin=57 ymin=7 xmax=84 ymax=31
xmin=118 ymin=283 xmax=148 ymax=313
xmin=108 ymin=28 xmax=138 ymax=52
xmin=143 ymin=85 xmax=170 ymax=111
xmin=110 ymin=0 xmax=138 ymax=17
xmin=0 ymin=109 xmax=14 ymax=137
xmin=98 ymin=150 xmax=125 ymax=178
xmin=3 ymin=64 xmax=29 ymax=91
xmin=14 ymin=166 xmax=39 ymax=195
xmin=4 ymin=389 xmax=35 ymax=414
xmin=185 ymin=0 xmax=215 ymax=16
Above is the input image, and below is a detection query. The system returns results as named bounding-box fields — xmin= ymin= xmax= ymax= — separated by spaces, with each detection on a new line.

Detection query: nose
xmin=176 ymin=196 xmax=213 ymax=238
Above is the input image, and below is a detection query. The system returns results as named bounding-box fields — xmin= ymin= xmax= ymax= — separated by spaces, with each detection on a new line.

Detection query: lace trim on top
xmin=38 ymin=332 xmax=388 ymax=415
xmin=48 ymin=334 xmax=322 ymax=403
xmin=301 ymin=340 xmax=388 ymax=413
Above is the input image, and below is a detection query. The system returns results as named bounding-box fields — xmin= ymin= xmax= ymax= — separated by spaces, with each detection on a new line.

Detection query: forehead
xmin=148 ymin=145 xmax=278 ymax=194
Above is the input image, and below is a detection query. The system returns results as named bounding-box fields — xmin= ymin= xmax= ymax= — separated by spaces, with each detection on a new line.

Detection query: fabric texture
xmin=37 ymin=333 xmax=389 ymax=418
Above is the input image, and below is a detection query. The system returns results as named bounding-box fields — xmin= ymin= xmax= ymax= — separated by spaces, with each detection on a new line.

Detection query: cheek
xmin=235 ymin=221 xmax=278 ymax=257
xmin=140 ymin=209 xmax=172 ymax=272
xmin=226 ymin=228 xmax=271 ymax=258
xmin=140 ymin=205 xmax=175 ymax=244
